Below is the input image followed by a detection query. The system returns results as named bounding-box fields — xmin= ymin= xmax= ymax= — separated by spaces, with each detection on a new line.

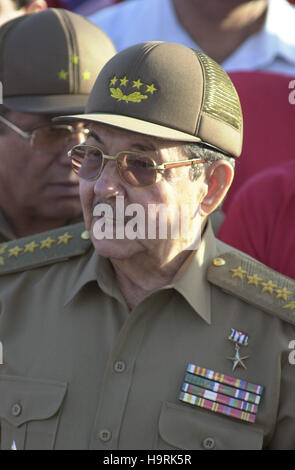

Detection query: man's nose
xmin=93 ymin=160 xmax=124 ymax=199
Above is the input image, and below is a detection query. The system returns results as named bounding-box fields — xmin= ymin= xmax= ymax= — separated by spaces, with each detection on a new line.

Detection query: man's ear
xmin=200 ymin=160 xmax=234 ymax=215
xmin=24 ymin=0 xmax=47 ymax=14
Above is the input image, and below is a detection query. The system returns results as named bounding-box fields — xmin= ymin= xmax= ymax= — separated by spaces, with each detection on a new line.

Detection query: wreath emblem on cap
xmin=109 ymin=75 xmax=157 ymax=103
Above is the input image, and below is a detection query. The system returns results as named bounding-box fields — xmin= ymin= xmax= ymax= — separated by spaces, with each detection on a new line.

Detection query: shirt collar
xmin=65 ymin=220 xmax=217 ymax=322
xmin=170 ymin=220 xmax=216 ymax=325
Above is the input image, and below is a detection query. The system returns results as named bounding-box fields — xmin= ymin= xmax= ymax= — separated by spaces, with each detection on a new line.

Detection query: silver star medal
xmin=227 ymin=328 xmax=249 ymax=372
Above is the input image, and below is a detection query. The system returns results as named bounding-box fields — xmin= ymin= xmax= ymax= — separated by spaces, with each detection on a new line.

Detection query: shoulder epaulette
xmin=0 ymin=222 xmax=92 ymax=275
xmin=207 ymin=251 xmax=295 ymax=326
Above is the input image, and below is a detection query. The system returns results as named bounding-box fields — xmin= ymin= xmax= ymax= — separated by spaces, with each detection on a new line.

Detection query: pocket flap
xmin=159 ymin=401 xmax=264 ymax=450
xmin=0 ymin=375 xmax=67 ymax=427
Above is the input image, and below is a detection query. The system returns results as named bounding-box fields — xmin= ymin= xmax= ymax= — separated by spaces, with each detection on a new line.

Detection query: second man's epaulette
xmin=0 ymin=222 xmax=92 ymax=275
xmin=207 ymin=251 xmax=295 ymax=326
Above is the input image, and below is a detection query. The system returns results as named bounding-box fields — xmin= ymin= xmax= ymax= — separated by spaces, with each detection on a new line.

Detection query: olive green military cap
xmin=0 ymin=8 xmax=116 ymax=114
xmin=55 ymin=41 xmax=243 ymax=157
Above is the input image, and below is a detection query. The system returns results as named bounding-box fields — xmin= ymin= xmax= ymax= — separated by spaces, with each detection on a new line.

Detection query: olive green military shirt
xmin=0 ymin=223 xmax=294 ymax=450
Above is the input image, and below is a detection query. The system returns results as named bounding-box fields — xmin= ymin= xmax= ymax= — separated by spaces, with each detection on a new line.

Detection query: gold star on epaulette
xmin=146 ymin=83 xmax=157 ymax=94
xmin=110 ymin=75 xmax=118 ymax=86
xmin=40 ymin=237 xmax=55 ymax=249
xmin=83 ymin=70 xmax=91 ymax=81
xmin=261 ymin=280 xmax=277 ymax=294
xmin=57 ymin=232 xmax=73 ymax=245
xmin=275 ymin=287 xmax=293 ymax=301
xmin=247 ymin=274 xmax=262 ymax=287
xmin=132 ymin=79 xmax=143 ymax=89
xmin=8 ymin=246 xmax=22 ymax=257
xmin=71 ymin=55 xmax=79 ymax=64
xmin=120 ymin=76 xmax=128 ymax=86
xmin=0 ymin=244 xmax=7 ymax=255
xmin=283 ymin=301 xmax=295 ymax=310
xmin=231 ymin=266 xmax=247 ymax=280
xmin=23 ymin=241 xmax=39 ymax=253
xmin=58 ymin=69 xmax=68 ymax=80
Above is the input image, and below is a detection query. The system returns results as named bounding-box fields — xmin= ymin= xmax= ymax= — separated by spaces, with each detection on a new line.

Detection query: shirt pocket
xmin=156 ymin=401 xmax=264 ymax=450
xmin=0 ymin=375 xmax=67 ymax=450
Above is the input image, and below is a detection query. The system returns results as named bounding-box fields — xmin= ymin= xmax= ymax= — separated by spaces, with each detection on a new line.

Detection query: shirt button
xmin=11 ymin=403 xmax=22 ymax=417
xmin=113 ymin=360 xmax=126 ymax=373
xmin=99 ymin=430 xmax=112 ymax=442
xmin=202 ymin=437 xmax=216 ymax=449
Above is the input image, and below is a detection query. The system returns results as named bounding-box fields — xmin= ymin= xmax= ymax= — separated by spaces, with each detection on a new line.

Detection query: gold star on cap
xmin=275 ymin=287 xmax=293 ymax=301
xmin=146 ymin=83 xmax=157 ymax=94
xmin=57 ymin=233 xmax=73 ymax=245
xmin=71 ymin=54 xmax=79 ymax=64
xmin=247 ymin=274 xmax=263 ymax=287
xmin=120 ymin=76 xmax=128 ymax=86
xmin=8 ymin=246 xmax=22 ymax=258
xmin=132 ymin=79 xmax=143 ymax=89
xmin=40 ymin=237 xmax=55 ymax=249
xmin=23 ymin=241 xmax=39 ymax=253
xmin=231 ymin=266 xmax=247 ymax=280
xmin=58 ymin=69 xmax=68 ymax=80
xmin=110 ymin=75 xmax=118 ymax=86
xmin=261 ymin=280 xmax=277 ymax=294
xmin=83 ymin=70 xmax=91 ymax=80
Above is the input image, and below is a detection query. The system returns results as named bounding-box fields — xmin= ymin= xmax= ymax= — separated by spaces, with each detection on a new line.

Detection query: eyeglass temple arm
xmin=154 ymin=158 xmax=207 ymax=170
xmin=0 ymin=115 xmax=31 ymax=139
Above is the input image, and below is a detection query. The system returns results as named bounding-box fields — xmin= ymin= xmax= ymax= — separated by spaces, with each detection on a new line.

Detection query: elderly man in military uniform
xmin=0 ymin=42 xmax=294 ymax=450
xmin=0 ymin=8 xmax=115 ymax=242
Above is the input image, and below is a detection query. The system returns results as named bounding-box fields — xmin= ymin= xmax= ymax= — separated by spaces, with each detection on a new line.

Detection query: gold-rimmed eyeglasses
xmin=68 ymin=144 xmax=206 ymax=188
xmin=0 ymin=115 xmax=89 ymax=151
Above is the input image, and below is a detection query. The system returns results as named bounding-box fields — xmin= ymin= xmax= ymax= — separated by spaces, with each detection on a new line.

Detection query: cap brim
xmin=3 ymin=94 xmax=89 ymax=114
xmin=53 ymin=113 xmax=202 ymax=142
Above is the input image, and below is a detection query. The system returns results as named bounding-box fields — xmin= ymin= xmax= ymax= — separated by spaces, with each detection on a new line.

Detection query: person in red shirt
xmin=218 ymin=160 xmax=295 ymax=279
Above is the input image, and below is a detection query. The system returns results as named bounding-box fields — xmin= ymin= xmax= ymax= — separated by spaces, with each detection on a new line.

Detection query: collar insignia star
xmin=0 ymin=244 xmax=8 ymax=255
xmin=71 ymin=54 xmax=79 ymax=64
xmin=8 ymin=246 xmax=22 ymax=258
xmin=23 ymin=241 xmax=39 ymax=253
xmin=40 ymin=237 xmax=55 ymax=249
xmin=261 ymin=280 xmax=277 ymax=294
xmin=231 ymin=266 xmax=247 ymax=280
xmin=57 ymin=233 xmax=73 ymax=245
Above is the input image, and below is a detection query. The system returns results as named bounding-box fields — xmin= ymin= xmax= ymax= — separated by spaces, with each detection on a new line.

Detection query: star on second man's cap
xmin=0 ymin=8 xmax=116 ymax=114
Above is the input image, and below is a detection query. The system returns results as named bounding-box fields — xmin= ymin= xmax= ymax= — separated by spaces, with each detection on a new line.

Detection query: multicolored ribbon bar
xmin=179 ymin=391 xmax=256 ymax=423
xmin=229 ymin=328 xmax=248 ymax=346
xmin=187 ymin=364 xmax=263 ymax=395
xmin=182 ymin=382 xmax=258 ymax=413
xmin=184 ymin=372 xmax=261 ymax=405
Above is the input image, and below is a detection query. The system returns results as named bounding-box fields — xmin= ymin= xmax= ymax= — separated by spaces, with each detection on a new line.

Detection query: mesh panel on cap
xmin=196 ymin=52 xmax=242 ymax=132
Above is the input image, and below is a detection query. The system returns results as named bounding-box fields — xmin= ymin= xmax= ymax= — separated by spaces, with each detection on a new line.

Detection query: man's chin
xmin=90 ymin=235 xmax=139 ymax=260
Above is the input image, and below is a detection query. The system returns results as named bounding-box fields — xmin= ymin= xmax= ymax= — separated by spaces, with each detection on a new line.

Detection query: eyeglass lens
xmin=70 ymin=146 xmax=157 ymax=187
xmin=32 ymin=126 xmax=87 ymax=150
